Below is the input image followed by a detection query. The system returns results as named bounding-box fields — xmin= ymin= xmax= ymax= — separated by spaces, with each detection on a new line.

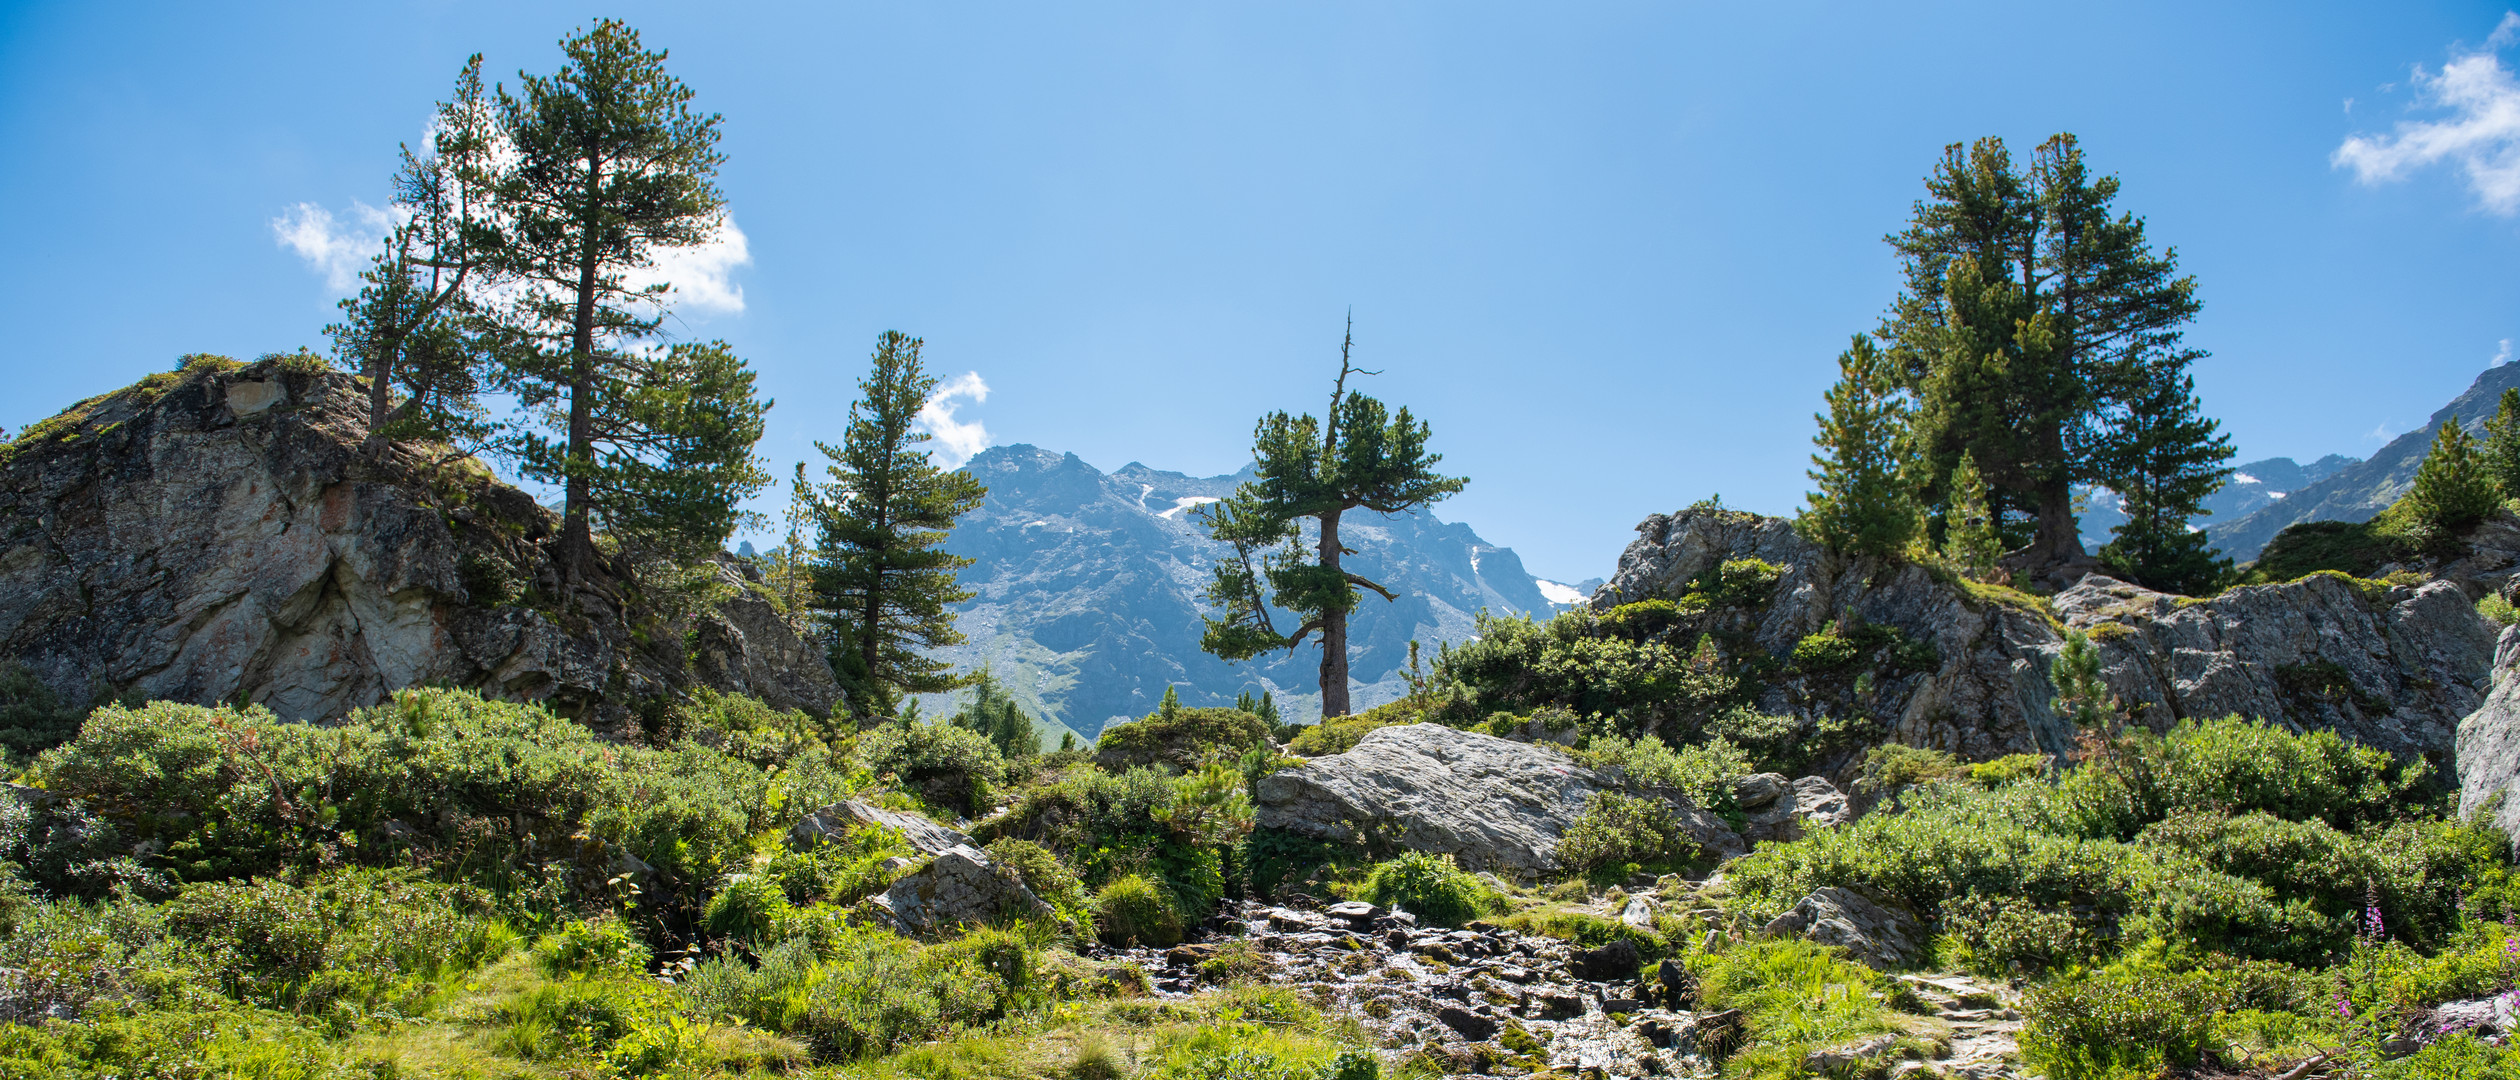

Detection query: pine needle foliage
xmin=1799 ymin=336 xmax=1918 ymax=559
xmin=2483 ymin=387 xmax=2520 ymax=499
xmin=2093 ymin=353 xmax=2233 ymax=595
xmin=2403 ymin=419 xmax=2501 ymax=536
xmin=807 ymin=332 xmax=988 ymax=717
xmin=1942 ymin=452 xmax=2004 ymax=579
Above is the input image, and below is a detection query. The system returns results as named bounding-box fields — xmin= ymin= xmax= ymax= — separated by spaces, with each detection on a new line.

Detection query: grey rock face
xmin=1256 ymin=723 xmax=1607 ymax=877
xmin=2459 ymin=626 xmax=2520 ymax=842
xmin=1735 ymin=774 xmax=1851 ymax=846
xmin=1594 ymin=508 xmax=2076 ymax=761
xmin=1762 ymin=887 xmax=1923 ymax=970
xmin=868 ymin=844 xmax=1050 ymax=934
xmin=789 ymin=799 xmax=974 ymax=856
xmin=0 ymin=358 xmax=840 ymax=723
xmin=1594 ymin=505 xmax=2497 ymax=765
xmin=2060 ymin=574 xmax=2493 ymax=758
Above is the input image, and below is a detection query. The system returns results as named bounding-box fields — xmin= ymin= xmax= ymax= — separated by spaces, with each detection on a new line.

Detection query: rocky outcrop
xmin=0 ymin=357 xmax=840 ymax=725
xmin=1733 ymin=774 xmax=1851 ymax=846
xmin=2062 ymin=574 xmax=2495 ymax=759
xmin=1761 ymin=887 xmax=1923 ymax=970
xmin=1595 ymin=505 xmax=2498 ymax=766
xmin=790 ymin=799 xmax=974 ymax=856
xmin=1257 ymin=724 xmax=1610 ymax=877
xmin=2458 ymin=626 xmax=2520 ymax=841
xmin=866 ymin=844 xmax=1050 ymax=934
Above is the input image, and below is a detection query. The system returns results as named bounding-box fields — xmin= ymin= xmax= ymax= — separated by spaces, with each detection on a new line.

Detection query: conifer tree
xmin=1942 ymin=452 xmax=2003 ymax=578
xmin=1199 ymin=321 xmax=1467 ymax=719
xmin=2050 ymin=631 xmax=2115 ymax=732
xmin=2482 ymin=388 xmax=2520 ymax=498
xmin=2093 ymin=353 xmax=2233 ymax=594
xmin=2402 ymin=419 xmax=2501 ymax=534
xmin=1886 ymin=134 xmax=2207 ymax=571
xmin=953 ymin=669 xmax=1037 ymax=758
xmin=1800 ymin=335 xmax=1918 ymax=558
xmin=808 ymin=331 xmax=989 ymax=718
xmin=332 ymin=56 xmax=502 ymax=448
xmin=490 ymin=20 xmax=731 ymax=579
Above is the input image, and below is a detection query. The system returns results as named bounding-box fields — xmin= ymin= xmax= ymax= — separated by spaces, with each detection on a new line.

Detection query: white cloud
xmin=628 ymin=216 xmax=750 ymax=316
xmin=271 ymin=201 xmax=398 ymax=292
xmin=2368 ymin=421 xmax=2399 ymax=443
xmin=2497 ymin=338 xmax=2514 ymax=365
xmin=916 ymin=371 xmax=991 ymax=468
xmin=2334 ymin=14 xmax=2520 ymax=214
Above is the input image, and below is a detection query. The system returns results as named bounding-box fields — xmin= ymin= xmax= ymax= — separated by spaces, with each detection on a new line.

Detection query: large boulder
xmin=2459 ymin=625 xmax=2520 ymax=843
xmin=1761 ymin=887 xmax=1923 ymax=970
xmin=867 ymin=844 xmax=1051 ymax=934
xmin=790 ymin=799 xmax=973 ymax=856
xmin=1733 ymin=774 xmax=1850 ymax=846
xmin=0 ymin=357 xmax=841 ymax=724
xmin=1256 ymin=723 xmax=1611 ymax=877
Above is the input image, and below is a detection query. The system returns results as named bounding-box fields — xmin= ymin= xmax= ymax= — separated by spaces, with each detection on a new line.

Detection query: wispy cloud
xmin=271 ymin=201 xmax=398 ymax=291
xmin=2368 ymin=421 xmax=2399 ymax=443
xmin=628 ymin=216 xmax=750 ymax=316
xmin=916 ymin=372 xmax=991 ymax=468
xmin=2334 ymin=13 xmax=2520 ymax=214
xmin=2497 ymin=338 xmax=2514 ymax=365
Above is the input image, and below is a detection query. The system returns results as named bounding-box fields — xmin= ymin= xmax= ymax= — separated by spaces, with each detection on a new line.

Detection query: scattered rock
xmin=1619 ymin=896 xmax=1656 ymax=929
xmin=1804 ymin=1034 xmax=1900 ymax=1072
xmin=789 ymin=799 xmax=972 ymax=856
xmin=1762 ymin=887 xmax=1923 ymax=970
xmin=2461 ymin=624 xmax=2520 ymax=846
xmin=866 ymin=844 xmax=1049 ymax=934
xmin=1737 ymin=774 xmax=1852 ymax=845
xmin=1569 ymin=939 xmax=1641 ymax=982
xmin=1436 ymin=1006 xmax=1498 ymax=1041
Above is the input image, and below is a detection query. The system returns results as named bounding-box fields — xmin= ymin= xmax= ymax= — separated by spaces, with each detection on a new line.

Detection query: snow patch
xmin=2233 ymin=472 xmax=2261 ymax=485
xmin=1535 ymin=579 xmax=1589 ymax=606
xmin=1158 ymin=496 xmax=1220 ymax=520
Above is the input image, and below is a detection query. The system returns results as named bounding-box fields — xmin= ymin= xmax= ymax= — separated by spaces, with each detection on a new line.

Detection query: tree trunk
xmin=1317 ymin=509 xmax=1351 ymax=718
xmin=2034 ymin=481 xmax=2087 ymax=566
xmin=559 ymin=158 xmax=602 ymax=583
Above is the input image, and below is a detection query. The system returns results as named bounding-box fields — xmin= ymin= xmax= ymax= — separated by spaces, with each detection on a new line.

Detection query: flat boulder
xmin=1761 ymin=886 xmax=1921 ymax=970
xmin=791 ymin=799 xmax=972 ymax=856
xmin=866 ymin=844 xmax=1049 ymax=935
xmin=1255 ymin=723 xmax=1605 ymax=877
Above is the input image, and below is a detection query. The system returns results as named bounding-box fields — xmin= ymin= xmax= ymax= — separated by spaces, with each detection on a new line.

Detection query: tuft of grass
xmin=1686 ymin=937 xmax=1905 ymax=1077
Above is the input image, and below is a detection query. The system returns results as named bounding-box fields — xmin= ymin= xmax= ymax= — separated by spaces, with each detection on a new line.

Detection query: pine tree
xmin=572 ymin=341 xmax=772 ymax=563
xmin=1800 ymin=335 xmax=1918 ymax=558
xmin=2050 ymin=631 xmax=2116 ymax=732
xmin=953 ymin=669 xmax=1037 ymax=758
xmin=1886 ymin=134 xmax=2206 ymax=571
xmin=1198 ymin=320 xmax=1467 ymax=718
xmin=808 ymin=331 xmax=989 ymax=718
xmin=331 ymin=56 xmax=501 ymax=447
xmin=1943 ymin=452 xmax=2003 ymax=578
xmin=2402 ymin=419 xmax=2501 ymax=534
xmin=2093 ymin=352 xmax=2234 ymax=594
xmin=2482 ymin=388 xmax=2520 ymax=499
xmin=489 ymin=20 xmax=731 ymax=579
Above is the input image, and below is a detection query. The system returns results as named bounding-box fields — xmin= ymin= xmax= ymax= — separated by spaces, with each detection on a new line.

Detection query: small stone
xmin=1436 ymin=1006 xmax=1497 ymax=1041
xmin=1570 ymin=939 xmax=1642 ymax=982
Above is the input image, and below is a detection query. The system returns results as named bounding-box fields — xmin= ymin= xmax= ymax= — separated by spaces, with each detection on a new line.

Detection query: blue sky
xmin=5 ymin=3 xmax=2518 ymax=582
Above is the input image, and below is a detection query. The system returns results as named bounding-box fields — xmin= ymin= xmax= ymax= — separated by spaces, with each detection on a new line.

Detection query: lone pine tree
xmin=2092 ymin=352 xmax=2233 ymax=594
xmin=808 ymin=332 xmax=988 ymax=718
xmin=2403 ymin=419 xmax=2501 ymax=535
xmin=2482 ymin=387 xmax=2520 ymax=499
xmin=490 ymin=19 xmax=733 ymax=578
xmin=1885 ymin=134 xmax=2212 ymax=572
xmin=1198 ymin=321 xmax=1466 ymax=719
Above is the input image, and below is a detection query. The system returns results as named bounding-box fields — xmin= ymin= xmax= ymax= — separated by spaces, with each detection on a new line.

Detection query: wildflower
xmin=2337 ymin=993 xmax=2354 ymax=1020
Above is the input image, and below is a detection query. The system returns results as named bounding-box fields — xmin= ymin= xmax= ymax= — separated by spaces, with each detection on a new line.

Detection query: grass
xmin=1686 ymin=937 xmax=1920 ymax=1079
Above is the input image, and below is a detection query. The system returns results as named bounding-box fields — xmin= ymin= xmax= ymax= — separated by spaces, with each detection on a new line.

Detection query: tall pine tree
xmin=490 ymin=20 xmax=731 ymax=579
xmin=1943 ymin=452 xmax=2003 ymax=579
xmin=1199 ymin=320 xmax=1466 ymax=718
xmin=809 ymin=332 xmax=989 ymax=718
xmin=1800 ymin=335 xmax=1917 ymax=558
xmin=2482 ymin=387 xmax=2520 ymax=499
xmin=2092 ymin=352 xmax=2233 ymax=594
xmin=1886 ymin=134 xmax=2206 ymax=572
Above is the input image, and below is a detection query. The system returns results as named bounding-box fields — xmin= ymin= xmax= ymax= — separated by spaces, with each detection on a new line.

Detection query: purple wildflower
xmin=2338 ymin=993 xmax=2354 ymax=1020
xmin=2365 ymin=903 xmax=2385 ymax=942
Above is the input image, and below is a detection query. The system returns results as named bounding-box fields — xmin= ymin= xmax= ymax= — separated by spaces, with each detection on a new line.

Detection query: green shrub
xmin=987 ymin=837 xmax=1085 ymax=909
xmin=1555 ymin=791 xmax=1692 ymax=875
xmin=859 ymin=721 xmax=1008 ymax=818
xmin=1685 ymin=937 xmax=1900 ymax=1073
xmin=703 ymin=874 xmax=795 ymax=944
xmin=2483 ymin=592 xmax=2520 ymax=627
xmin=536 ymin=917 xmax=652 ymax=978
xmin=2018 ymin=970 xmax=2224 ymax=1080
xmin=1094 ymin=873 xmax=1183 ymax=947
xmin=682 ymin=927 xmax=1042 ymax=1061
xmin=1285 ymin=708 xmax=1409 ymax=755
xmin=1791 ymin=630 xmax=1862 ymax=672
xmin=1582 ymin=734 xmax=1748 ymax=808
xmin=0 ymin=664 xmax=82 ymax=765
xmin=764 ymin=825 xmax=913 ymax=907
xmin=1093 ymin=691 xmax=1270 ymax=772
xmin=1968 ymin=753 xmax=2048 ymax=786
xmin=1853 ymin=742 xmax=1966 ymax=801
xmin=164 ymin=867 xmax=512 ymax=1017
xmin=1358 ymin=852 xmax=1493 ymax=927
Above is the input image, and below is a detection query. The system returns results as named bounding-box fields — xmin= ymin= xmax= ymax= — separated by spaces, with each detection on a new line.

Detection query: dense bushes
xmin=1094 ymin=689 xmax=1270 ymax=771
xmin=1358 ymin=852 xmax=1496 ymax=927
xmin=858 ymin=720 xmax=1007 ymax=818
